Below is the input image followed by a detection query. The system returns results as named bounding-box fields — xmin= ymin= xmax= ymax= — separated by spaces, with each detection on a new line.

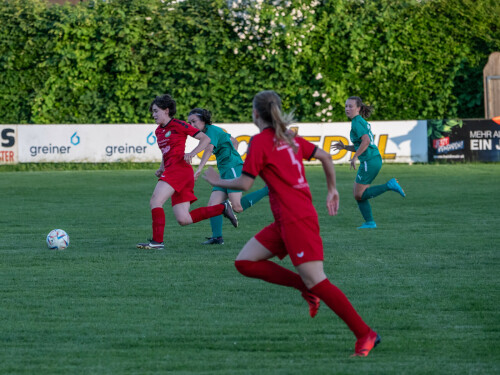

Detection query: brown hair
xmin=149 ymin=94 xmax=177 ymax=116
xmin=253 ymin=90 xmax=296 ymax=151
xmin=188 ymin=108 xmax=212 ymax=125
xmin=347 ymin=96 xmax=374 ymax=119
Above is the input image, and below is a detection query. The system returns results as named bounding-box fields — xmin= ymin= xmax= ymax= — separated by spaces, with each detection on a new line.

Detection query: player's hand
xmin=326 ymin=188 xmax=340 ymax=216
xmin=349 ymin=156 xmax=358 ymax=170
xmin=202 ymin=166 xmax=220 ymax=186
xmin=331 ymin=142 xmax=344 ymax=151
xmin=155 ymin=168 xmax=164 ymax=178
xmin=194 ymin=168 xmax=202 ymax=181
xmin=184 ymin=152 xmax=195 ymax=164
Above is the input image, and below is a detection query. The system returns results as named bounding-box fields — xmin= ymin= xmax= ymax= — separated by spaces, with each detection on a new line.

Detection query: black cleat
xmin=222 ymin=200 xmax=238 ymax=228
xmin=202 ymin=236 xmax=224 ymax=245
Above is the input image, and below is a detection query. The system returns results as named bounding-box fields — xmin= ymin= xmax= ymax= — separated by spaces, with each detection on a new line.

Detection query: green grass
xmin=1 ymin=164 xmax=499 ymax=374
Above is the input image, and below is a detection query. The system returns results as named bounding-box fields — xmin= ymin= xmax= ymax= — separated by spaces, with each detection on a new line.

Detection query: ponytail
xmin=347 ymin=96 xmax=374 ymax=119
xmin=253 ymin=90 xmax=297 ymax=152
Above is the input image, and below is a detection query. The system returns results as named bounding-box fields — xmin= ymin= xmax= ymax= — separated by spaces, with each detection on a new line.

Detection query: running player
xmin=203 ymin=90 xmax=380 ymax=357
xmin=188 ymin=108 xmax=269 ymax=245
xmin=136 ymin=94 xmax=237 ymax=250
xmin=332 ymin=96 xmax=405 ymax=229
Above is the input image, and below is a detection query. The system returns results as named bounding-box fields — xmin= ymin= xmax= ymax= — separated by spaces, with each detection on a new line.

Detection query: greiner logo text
xmin=30 ymin=144 xmax=71 ymax=157
xmin=105 ymin=144 xmax=148 ymax=157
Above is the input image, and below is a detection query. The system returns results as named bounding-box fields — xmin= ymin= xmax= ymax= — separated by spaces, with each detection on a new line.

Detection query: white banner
xmin=16 ymin=121 xmax=428 ymax=164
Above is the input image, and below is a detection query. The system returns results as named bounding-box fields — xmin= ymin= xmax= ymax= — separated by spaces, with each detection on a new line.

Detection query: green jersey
xmin=204 ymin=124 xmax=243 ymax=170
xmin=350 ymin=115 xmax=380 ymax=162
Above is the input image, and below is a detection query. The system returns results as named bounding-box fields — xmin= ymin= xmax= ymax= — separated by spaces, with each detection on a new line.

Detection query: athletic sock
xmin=210 ymin=215 xmax=223 ymax=238
xmin=357 ymin=199 xmax=374 ymax=222
xmin=235 ymin=260 xmax=307 ymax=291
xmin=240 ymin=186 xmax=269 ymax=211
xmin=151 ymin=207 xmax=165 ymax=243
xmin=361 ymin=184 xmax=389 ymax=200
xmin=310 ymin=279 xmax=371 ymax=339
xmin=189 ymin=204 xmax=224 ymax=224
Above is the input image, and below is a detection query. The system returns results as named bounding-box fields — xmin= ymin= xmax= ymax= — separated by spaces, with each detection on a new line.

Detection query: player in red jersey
xmin=203 ymin=90 xmax=380 ymax=357
xmin=137 ymin=94 xmax=238 ymax=250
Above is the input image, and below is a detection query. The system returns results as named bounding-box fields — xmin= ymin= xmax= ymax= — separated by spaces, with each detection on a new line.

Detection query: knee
xmin=235 ymin=260 xmax=254 ymax=276
xmin=232 ymin=203 xmax=243 ymax=213
xmin=354 ymin=194 xmax=364 ymax=201
xmin=176 ymin=217 xmax=192 ymax=226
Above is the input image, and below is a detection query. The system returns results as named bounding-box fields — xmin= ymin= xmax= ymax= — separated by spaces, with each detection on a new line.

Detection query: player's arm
xmin=185 ymin=132 xmax=211 ymax=164
xmin=349 ymin=134 xmax=370 ymax=170
xmin=230 ymin=136 xmax=239 ymax=149
xmin=155 ymin=157 xmax=165 ymax=177
xmin=332 ymin=142 xmax=355 ymax=152
xmin=202 ymin=166 xmax=254 ymax=191
xmin=194 ymin=144 xmax=215 ymax=180
xmin=313 ymin=148 xmax=339 ymax=216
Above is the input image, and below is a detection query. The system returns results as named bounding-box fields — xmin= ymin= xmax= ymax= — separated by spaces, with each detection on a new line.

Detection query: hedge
xmin=0 ymin=0 xmax=498 ymax=124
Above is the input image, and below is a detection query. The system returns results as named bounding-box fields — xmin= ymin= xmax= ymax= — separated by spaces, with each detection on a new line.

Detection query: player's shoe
xmin=351 ymin=330 xmax=381 ymax=357
xmin=136 ymin=240 xmax=164 ymax=249
xmin=222 ymin=200 xmax=238 ymax=228
xmin=387 ymin=178 xmax=406 ymax=197
xmin=202 ymin=236 xmax=224 ymax=245
xmin=301 ymin=290 xmax=320 ymax=318
xmin=357 ymin=221 xmax=377 ymax=229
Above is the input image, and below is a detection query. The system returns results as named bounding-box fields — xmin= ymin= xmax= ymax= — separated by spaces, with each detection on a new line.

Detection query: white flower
xmin=316 ymin=73 xmax=323 ymax=80
xmin=326 ymin=98 xmax=331 ymax=103
xmin=322 ymin=93 xmax=327 ymax=98
xmin=315 ymin=102 xmax=321 ymax=106
xmin=145 ymin=17 xmax=152 ymax=21
xmin=234 ymin=48 xmax=239 ymax=54
xmin=261 ymin=55 xmax=266 ymax=60
xmin=313 ymin=91 xmax=320 ymax=97
xmin=248 ymin=45 xmax=253 ymax=50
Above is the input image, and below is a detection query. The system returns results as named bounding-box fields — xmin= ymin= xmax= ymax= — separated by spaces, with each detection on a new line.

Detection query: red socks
xmin=235 ymin=260 xmax=307 ymax=291
xmin=189 ymin=204 xmax=224 ymax=224
xmin=151 ymin=207 xmax=165 ymax=243
xmin=310 ymin=279 xmax=371 ymax=339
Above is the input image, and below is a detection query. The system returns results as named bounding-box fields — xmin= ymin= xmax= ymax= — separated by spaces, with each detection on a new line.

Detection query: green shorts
xmin=355 ymin=155 xmax=382 ymax=185
xmin=213 ymin=164 xmax=243 ymax=194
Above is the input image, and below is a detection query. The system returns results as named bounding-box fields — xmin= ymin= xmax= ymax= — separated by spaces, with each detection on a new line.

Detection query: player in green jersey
xmin=332 ymin=96 xmax=405 ymax=229
xmin=188 ymin=108 xmax=269 ymax=243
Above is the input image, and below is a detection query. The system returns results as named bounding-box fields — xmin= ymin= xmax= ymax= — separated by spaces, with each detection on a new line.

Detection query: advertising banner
xmin=0 ymin=125 xmax=18 ymax=165
xmin=16 ymin=121 xmax=427 ymax=164
xmin=427 ymin=119 xmax=500 ymax=162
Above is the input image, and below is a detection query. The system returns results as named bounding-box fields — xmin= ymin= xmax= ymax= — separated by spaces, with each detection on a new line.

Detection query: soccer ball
xmin=46 ymin=229 xmax=70 ymax=250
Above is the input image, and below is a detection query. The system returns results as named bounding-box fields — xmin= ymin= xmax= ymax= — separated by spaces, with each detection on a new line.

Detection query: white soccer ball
xmin=46 ymin=229 xmax=70 ymax=250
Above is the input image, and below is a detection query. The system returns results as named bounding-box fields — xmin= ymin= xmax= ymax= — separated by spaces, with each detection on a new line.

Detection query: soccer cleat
xmin=387 ymin=178 xmax=406 ymax=198
xmin=351 ymin=330 xmax=381 ymax=357
xmin=136 ymin=240 xmax=164 ymax=249
xmin=301 ymin=290 xmax=320 ymax=318
xmin=202 ymin=236 xmax=224 ymax=245
xmin=357 ymin=221 xmax=377 ymax=229
xmin=222 ymin=200 xmax=238 ymax=228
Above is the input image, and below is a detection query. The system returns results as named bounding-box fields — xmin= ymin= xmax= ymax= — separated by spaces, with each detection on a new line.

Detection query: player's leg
xmin=234 ymin=228 xmax=309 ymax=293
xmin=239 ymin=185 xmax=269 ymax=211
xmin=137 ymin=180 xmax=175 ymax=249
xmin=204 ymin=190 xmax=227 ymax=244
xmin=174 ymin=198 xmax=238 ymax=228
xmin=354 ymin=182 xmax=376 ymax=229
xmin=296 ymin=261 xmax=380 ymax=356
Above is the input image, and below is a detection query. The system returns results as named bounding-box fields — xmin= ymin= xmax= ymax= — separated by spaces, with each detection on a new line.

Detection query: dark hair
xmin=149 ymin=94 xmax=176 ymax=116
xmin=188 ymin=108 xmax=212 ymax=125
xmin=347 ymin=96 xmax=374 ymax=119
xmin=253 ymin=90 xmax=296 ymax=152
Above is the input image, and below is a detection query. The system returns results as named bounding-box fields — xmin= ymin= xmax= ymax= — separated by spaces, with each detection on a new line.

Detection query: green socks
xmin=357 ymin=199 xmax=374 ymax=222
xmin=240 ymin=185 xmax=269 ymax=211
xmin=361 ymin=183 xmax=389 ymax=200
xmin=210 ymin=215 xmax=223 ymax=238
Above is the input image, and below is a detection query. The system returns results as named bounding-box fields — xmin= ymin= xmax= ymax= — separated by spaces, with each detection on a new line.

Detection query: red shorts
xmin=254 ymin=217 xmax=324 ymax=266
xmin=159 ymin=163 xmax=197 ymax=206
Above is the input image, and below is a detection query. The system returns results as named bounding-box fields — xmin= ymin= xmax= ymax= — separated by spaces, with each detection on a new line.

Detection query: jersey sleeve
xmin=205 ymin=125 xmax=220 ymax=148
xmin=176 ymin=119 xmax=200 ymax=137
xmin=242 ymin=135 xmax=265 ymax=179
xmin=295 ymin=136 xmax=317 ymax=160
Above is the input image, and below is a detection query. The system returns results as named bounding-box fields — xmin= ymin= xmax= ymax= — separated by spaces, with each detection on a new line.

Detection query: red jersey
xmin=242 ymin=127 xmax=318 ymax=223
xmin=155 ymin=118 xmax=200 ymax=170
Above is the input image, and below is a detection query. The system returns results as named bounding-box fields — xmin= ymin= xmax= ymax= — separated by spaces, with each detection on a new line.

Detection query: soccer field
xmin=1 ymin=164 xmax=499 ymax=374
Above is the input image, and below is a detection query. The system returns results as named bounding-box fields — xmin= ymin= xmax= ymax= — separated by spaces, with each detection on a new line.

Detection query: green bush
xmin=0 ymin=0 xmax=498 ymax=124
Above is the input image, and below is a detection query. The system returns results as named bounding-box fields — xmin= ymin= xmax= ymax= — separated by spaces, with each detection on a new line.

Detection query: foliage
xmin=0 ymin=0 xmax=498 ymax=124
